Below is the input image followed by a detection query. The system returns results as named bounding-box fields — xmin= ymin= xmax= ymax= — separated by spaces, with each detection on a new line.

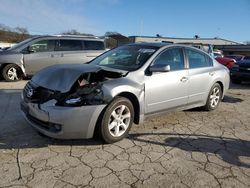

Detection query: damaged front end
xmin=21 ymin=64 xmax=128 ymax=139
xmin=23 ymin=64 xmax=126 ymax=106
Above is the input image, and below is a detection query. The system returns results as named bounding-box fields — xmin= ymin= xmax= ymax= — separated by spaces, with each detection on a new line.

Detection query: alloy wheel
xmin=7 ymin=67 xmax=19 ymax=80
xmin=210 ymin=87 xmax=220 ymax=108
xmin=108 ymin=104 xmax=131 ymax=137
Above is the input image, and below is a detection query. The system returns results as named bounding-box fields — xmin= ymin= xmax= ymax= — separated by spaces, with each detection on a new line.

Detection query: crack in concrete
xmin=1 ymin=85 xmax=250 ymax=187
xmin=16 ymin=149 xmax=22 ymax=180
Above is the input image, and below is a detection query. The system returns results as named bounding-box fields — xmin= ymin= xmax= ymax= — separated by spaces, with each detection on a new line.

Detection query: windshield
xmin=7 ymin=38 xmax=34 ymax=51
xmin=90 ymin=45 xmax=159 ymax=71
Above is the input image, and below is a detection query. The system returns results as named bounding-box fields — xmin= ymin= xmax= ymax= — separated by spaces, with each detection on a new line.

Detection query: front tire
xmin=2 ymin=64 xmax=23 ymax=82
xmin=99 ymin=97 xmax=134 ymax=144
xmin=203 ymin=83 xmax=222 ymax=111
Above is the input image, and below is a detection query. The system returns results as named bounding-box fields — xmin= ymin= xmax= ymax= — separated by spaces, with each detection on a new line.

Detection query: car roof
xmin=126 ymin=42 xmax=209 ymax=53
xmin=29 ymin=35 xmax=103 ymax=41
xmin=127 ymin=42 xmax=170 ymax=48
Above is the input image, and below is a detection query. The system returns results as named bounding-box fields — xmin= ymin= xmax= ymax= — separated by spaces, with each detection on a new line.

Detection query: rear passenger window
xmin=57 ymin=40 xmax=82 ymax=51
xmin=83 ymin=41 xmax=105 ymax=50
xmin=186 ymin=49 xmax=212 ymax=68
xmin=206 ymin=55 xmax=213 ymax=66
xmin=153 ymin=48 xmax=185 ymax=71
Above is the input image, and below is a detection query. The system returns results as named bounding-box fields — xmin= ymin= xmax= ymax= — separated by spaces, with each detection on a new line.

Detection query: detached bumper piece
xmin=21 ymin=99 xmax=106 ymax=139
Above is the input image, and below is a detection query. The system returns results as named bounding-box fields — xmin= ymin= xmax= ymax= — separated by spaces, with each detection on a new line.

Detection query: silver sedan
xmin=21 ymin=43 xmax=230 ymax=143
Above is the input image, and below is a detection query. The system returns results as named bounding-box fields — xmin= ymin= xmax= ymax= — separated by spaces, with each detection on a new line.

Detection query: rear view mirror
xmin=149 ymin=64 xmax=170 ymax=72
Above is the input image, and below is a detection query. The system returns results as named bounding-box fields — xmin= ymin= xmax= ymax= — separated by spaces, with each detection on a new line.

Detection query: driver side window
xmin=29 ymin=40 xmax=56 ymax=53
xmin=154 ymin=48 xmax=185 ymax=71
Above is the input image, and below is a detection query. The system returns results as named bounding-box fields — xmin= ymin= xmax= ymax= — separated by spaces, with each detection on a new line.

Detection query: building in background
xmin=128 ymin=36 xmax=250 ymax=56
xmin=214 ymin=45 xmax=250 ymax=56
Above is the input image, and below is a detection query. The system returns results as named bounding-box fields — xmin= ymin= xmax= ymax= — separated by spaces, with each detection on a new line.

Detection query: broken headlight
xmin=65 ymin=97 xmax=82 ymax=105
xmin=62 ymin=87 xmax=104 ymax=107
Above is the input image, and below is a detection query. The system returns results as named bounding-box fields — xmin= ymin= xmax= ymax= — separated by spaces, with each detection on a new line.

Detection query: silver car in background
xmin=21 ymin=43 xmax=230 ymax=143
xmin=0 ymin=35 xmax=105 ymax=81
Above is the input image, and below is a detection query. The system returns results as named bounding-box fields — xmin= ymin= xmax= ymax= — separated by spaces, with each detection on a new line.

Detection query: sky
xmin=0 ymin=0 xmax=250 ymax=43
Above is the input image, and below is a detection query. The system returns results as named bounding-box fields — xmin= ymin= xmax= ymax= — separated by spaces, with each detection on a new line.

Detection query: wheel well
xmin=1 ymin=63 xmax=23 ymax=75
xmin=216 ymin=81 xmax=224 ymax=95
xmin=0 ymin=63 xmax=6 ymax=72
xmin=117 ymin=92 xmax=140 ymax=124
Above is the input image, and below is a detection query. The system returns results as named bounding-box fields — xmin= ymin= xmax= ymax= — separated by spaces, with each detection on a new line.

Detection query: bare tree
xmin=194 ymin=35 xmax=200 ymax=39
xmin=0 ymin=24 xmax=30 ymax=43
xmin=243 ymin=41 xmax=250 ymax=45
xmin=61 ymin=29 xmax=94 ymax=36
xmin=0 ymin=24 xmax=11 ymax=31
xmin=14 ymin=27 xmax=29 ymax=42
xmin=15 ymin=27 xmax=29 ymax=35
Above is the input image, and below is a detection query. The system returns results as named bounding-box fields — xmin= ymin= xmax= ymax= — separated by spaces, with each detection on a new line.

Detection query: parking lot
xmin=0 ymin=81 xmax=250 ymax=188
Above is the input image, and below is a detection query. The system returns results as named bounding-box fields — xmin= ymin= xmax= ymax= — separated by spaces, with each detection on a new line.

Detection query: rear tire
xmin=2 ymin=64 xmax=23 ymax=82
xmin=203 ymin=83 xmax=222 ymax=111
xmin=98 ymin=97 xmax=134 ymax=144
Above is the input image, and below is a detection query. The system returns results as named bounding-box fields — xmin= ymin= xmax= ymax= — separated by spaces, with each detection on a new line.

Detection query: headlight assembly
xmin=65 ymin=97 xmax=82 ymax=105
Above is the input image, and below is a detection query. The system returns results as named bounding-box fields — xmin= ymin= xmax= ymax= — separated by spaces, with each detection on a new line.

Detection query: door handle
xmin=51 ymin=54 xmax=63 ymax=58
xmin=180 ymin=76 xmax=189 ymax=82
xmin=209 ymin=72 xmax=215 ymax=76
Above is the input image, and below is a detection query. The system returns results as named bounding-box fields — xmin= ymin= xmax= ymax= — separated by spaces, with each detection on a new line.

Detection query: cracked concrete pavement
xmin=0 ymin=80 xmax=250 ymax=187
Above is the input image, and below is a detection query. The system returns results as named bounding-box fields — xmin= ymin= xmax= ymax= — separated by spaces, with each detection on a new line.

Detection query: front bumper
xmin=21 ymin=99 xmax=106 ymax=139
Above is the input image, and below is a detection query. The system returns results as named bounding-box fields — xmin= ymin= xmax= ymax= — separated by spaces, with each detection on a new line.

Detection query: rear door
xmin=23 ymin=39 xmax=57 ymax=75
xmin=82 ymin=40 xmax=105 ymax=62
xmin=55 ymin=39 xmax=85 ymax=64
xmin=185 ymin=48 xmax=214 ymax=105
xmin=55 ymin=39 xmax=105 ymax=64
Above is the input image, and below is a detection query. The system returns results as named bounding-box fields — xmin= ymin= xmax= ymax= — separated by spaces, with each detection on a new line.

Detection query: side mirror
xmin=27 ymin=46 xmax=35 ymax=53
xmin=149 ymin=64 xmax=170 ymax=72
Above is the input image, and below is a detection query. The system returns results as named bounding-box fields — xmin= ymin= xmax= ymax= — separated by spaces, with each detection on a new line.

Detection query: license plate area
xmin=21 ymin=102 xmax=49 ymax=122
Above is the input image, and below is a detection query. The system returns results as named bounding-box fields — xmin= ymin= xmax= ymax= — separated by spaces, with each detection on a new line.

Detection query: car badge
xmin=27 ymin=88 xmax=34 ymax=98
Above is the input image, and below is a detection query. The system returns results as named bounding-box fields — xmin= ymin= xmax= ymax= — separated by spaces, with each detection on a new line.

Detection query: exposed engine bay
xmin=60 ymin=70 xmax=124 ymax=106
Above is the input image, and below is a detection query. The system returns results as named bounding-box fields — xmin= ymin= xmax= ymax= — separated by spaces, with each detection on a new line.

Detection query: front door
xmin=23 ymin=39 xmax=57 ymax=75
xmin=145 ymin=47 xmax=189 ymax=114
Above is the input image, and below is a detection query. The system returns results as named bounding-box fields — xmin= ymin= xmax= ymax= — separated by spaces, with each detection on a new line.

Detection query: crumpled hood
xmin=32 ymin=64 xmax=102 ymax=93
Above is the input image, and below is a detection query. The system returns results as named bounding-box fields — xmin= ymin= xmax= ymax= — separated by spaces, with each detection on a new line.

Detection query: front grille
xmin=23 ymin=81 xmax=58 ymax=104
